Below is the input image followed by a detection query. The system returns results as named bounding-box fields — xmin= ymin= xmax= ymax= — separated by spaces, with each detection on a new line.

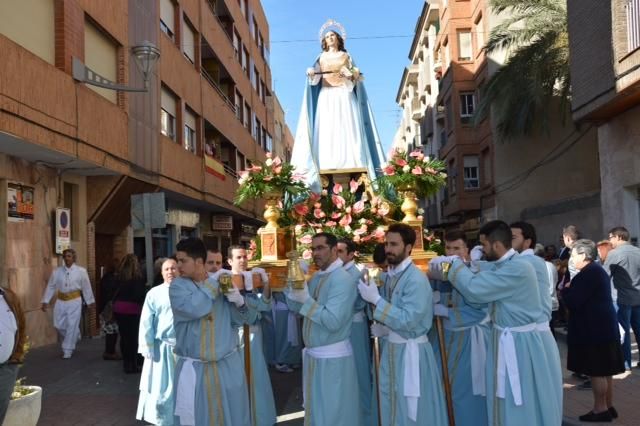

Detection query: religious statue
xmin=291 ymin=19 xmax=387 ymax=192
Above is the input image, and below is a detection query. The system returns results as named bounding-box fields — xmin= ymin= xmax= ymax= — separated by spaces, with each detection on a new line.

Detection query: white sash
xmin=302 ymin=339 xmax=352 ymax=407
xmin=387 ymin=331 xmax=429 ymax=422
xmin=352 ymin=311 xmax=366 ymax=323
xmin=174 ymin=356 xmax=199 ymax=426
xmin=445 ymin=315 xmax=490 ymax=396
xmin=494 ymin=322 xmax=538 ymax=406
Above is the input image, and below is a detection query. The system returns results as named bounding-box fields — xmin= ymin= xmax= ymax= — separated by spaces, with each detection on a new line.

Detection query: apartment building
xmin=568 ymin=0 xmax=640 ymax=240
xmin=0 ymin=0 xmax=276 ymax=346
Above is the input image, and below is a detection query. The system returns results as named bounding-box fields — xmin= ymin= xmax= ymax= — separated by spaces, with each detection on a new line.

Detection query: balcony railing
xmin=224 ymin=163 xmax=238 ymax=178
xmin=628 ymin=0 xmax=640 ymax=52
xmin=201 ymin=68 xmax=237 ymax=113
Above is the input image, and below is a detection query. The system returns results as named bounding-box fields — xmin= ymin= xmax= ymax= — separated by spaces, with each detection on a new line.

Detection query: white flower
xmin=402 ymin=165 xmax=411 ymax=173
xmin=423 ymin=156 xmax=430 ymax=163
xmin=265 ymin=158 xmax=273 ymax=167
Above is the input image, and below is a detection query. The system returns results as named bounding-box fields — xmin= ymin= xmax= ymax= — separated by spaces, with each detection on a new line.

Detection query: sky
xmin=261 ymin=0 xmax=426 ymax=154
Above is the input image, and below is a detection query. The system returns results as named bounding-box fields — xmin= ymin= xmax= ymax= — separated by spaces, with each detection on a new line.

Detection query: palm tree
xmin=474 ymin=0 xmax=570 ymax=142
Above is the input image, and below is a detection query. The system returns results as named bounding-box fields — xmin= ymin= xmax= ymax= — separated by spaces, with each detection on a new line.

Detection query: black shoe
xmin=608 ymin=406 xmax=618 ymax=419
xmin=571 ymin=372 xmax=588 ymax=380
xmin=579 ymin=410 xmax=613 ymax=422
xmin=577 ymin=379 xmax=592 ymax=390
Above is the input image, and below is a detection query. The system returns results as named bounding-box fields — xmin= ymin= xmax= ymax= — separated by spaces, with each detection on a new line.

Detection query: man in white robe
xmin=41 ymin=248 xmax=95 ymax=359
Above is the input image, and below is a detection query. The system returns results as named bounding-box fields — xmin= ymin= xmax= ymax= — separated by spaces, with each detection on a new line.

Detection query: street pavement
xmin=17 ymin=329 xmax=639 ymax=425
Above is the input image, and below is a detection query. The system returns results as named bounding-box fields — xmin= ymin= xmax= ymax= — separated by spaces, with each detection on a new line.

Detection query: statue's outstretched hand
xmin=306 ymin=67 xmax=315 ymax=77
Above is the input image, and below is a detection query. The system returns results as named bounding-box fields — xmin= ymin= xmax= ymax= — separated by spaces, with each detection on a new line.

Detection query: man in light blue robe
xmin=226 ymin=246 xmax=277 ymax=426
xmin=358 ymin=223 xmax=448 ymax=426
xmin=169 ymin=238 xmax=252 ymax=426
xmin=432 ymin=220 xmax=563 ymax=426
xmin=428 ymin=231 xmax=489 ymax=426
xmin=287 ymin=232 xmax=360 ymax=425
xmin=337 ymin=238 xmax=372 ymax=425
xmin=137 ymin=258 xmax=179 ymax=425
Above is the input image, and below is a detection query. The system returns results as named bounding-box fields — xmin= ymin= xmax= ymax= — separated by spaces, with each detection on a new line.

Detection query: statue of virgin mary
xmin=290 ymin=19 xmax=386 ymax=192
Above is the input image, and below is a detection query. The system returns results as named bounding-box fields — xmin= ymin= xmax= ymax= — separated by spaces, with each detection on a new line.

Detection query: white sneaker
xmin=275 ymin=363 xmax=293 ymax=373
xmin=62 ymin=351 xmax=73 ymax=359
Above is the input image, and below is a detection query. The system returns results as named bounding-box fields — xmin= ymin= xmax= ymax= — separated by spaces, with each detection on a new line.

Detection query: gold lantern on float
xmin=218 ymin=274 xmax=232 ymax=294
xmin=286 ymin=251 xmax=306 ymax=290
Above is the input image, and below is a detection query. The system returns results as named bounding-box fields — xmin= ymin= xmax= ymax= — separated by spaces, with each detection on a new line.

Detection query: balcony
xmin=205 ymin=0 xmax=234 ymax=44
xmin=201 ymin=37 xmax=236 ymax=114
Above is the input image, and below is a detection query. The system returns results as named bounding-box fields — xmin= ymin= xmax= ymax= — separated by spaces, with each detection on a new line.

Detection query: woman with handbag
xmin=113 ymin=254 xmax=147 ymax=373
xmin=99 ymin=258 xmax=121 ymax=360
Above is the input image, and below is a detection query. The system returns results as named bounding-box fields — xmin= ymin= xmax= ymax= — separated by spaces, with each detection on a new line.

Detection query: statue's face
xmin=324 ymin=31 xmax=338 ymax=48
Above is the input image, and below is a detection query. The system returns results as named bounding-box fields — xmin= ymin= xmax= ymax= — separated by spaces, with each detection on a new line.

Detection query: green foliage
xmin=474 ymin=0 xmax=571 ymax=142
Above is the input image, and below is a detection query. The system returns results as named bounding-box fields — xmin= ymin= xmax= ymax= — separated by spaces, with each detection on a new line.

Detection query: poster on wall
xmin=7 ymin=183 xmax=35 ymax=222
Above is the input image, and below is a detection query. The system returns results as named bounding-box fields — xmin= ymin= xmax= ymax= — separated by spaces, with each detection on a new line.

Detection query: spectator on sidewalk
xmin=0 ymin=285 xmax=26 ymax=424
xmin=137 ymin=258 xmax=178 ymax=425
xmin=98 ymin=258 xmax=121 ymax=361
xmin=604 ymin=226 xmax=640 ymax=370
xmin=41 ymin=248 xmax=95 ymax=359
xmin=535 ymin=244 xmax=559 ymax=336
xmin=113 ymin=254 xmax=147 ymax=374
xmin=562 ymin=239 xmax=625 ymax=423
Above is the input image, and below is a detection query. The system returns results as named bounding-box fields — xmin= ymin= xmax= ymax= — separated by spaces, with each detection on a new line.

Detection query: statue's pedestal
xmin=258 ymin=227 xmax=287 ymax=262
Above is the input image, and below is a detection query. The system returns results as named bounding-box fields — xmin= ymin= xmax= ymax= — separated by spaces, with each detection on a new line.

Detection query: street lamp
xmin=72 ymin=40 xmax=160 ymax=92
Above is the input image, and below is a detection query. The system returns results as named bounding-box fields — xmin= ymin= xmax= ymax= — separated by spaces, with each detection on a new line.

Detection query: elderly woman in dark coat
xmin=562 ymin=239 xmax=625 ymax=423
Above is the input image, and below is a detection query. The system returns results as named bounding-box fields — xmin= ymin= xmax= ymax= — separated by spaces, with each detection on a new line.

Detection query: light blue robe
xmin=291 ymin=55 xmax=386 ymax=192
xmin=287 ymin=260 xmax=360 ymax=426
xmin=270 ymin=291 xmax=302 ymax=366
xmin=169 ymin=276 xmax=251 ymax=426
xmin=448 ymin=252 xmax=563 ymax=426
xmin=242 ymin=288 xmax=277 ymax=426
xmin=345 ymin=262 xmax=373 ymax=426
xmin=137 ymin=283 xmax=177 ymax=426
xmin=430 ymin=277 xmax=489 ymax=426
xmin=373 ymin=261 xmax=449 ymax=426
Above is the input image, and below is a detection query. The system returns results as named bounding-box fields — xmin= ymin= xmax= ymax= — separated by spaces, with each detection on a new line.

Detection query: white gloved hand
xmin=428 ymin=256 xmax=460 ymax=281
xmin=225 ymin=288 xmax=245 ymax=307
xmin=358 ymin=279 xmax=381 ymax=305
xmin=252 ymin=267 xmax=269 ymax=284
xmin=370 ymin=323 xmax=390 ymax=338
xmin=286 ymin=285 xmax=310 ymax=304
xmin=434 ymin=303 xmax=449 ymax=318
xmin=470 ymin=245 xmax=484 ymax=262
xmin=306 ymin=67 xmax=315 ymax=77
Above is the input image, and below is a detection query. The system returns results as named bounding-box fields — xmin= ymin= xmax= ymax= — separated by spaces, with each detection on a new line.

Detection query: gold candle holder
xmin=286 ymin=251 xmax=306 ymax=290
xmin=218 ymin=274 xmax=232 ymax=294
xmin=441 ymin=262 xmax=452 ymax=281
xmin=368 ymin=267 xmax=383 ymax=287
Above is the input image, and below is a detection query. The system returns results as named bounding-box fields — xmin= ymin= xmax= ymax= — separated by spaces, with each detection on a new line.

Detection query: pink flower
xmin=250 ymin=165 xmax=262 ymax=172
xmin=354 ymin=225 xmax=368 ymax=236
xmin=266 ymin=152 xmax=273 ymax=158
xmin=314 ymin=202 xmax=321 ymax=208
xmin=353 ymin=235 xmax=361 ymax=243
xmin=313 ymin=208 xmax=326 ymax=219
xmin=331 ymin=195 xmax=346 ymax=209
xmin=309 ymin=193 xmax=321 ymax=203
xmin=396 ymin=158 xmax=408 ymax=167
xmin=349 ymin=179 xmax=359 ymax=193
xmin=331 ymin=212 xmax=341 ymax=219
xmin=371 ymin=207 xmax=378 ymax=214
xmin=383 ymin=165 xmax=395 ymax=176
xmin=426 ymin=167 xmax=438 ymax=175
xmin=273 ymin=165 xmax=283 ymax=175
xmin=292 ymin=173 xmax=306 ymax=182
xmin=339 ymin=214 xmax=352 ymax=227
xmin=333 ymin=183 xmax=343 ymax=195
xmin=374 ymin=228 xmax=386 ymax=241
xmin=299 ymin=234 xmax=313 ymax=245
xmin=302 ymin=249 xmax=312 ymax=260
xmin=352 ymin=200 xmax=365 ymax=214
xmin=294 ymin=204 xmax=309 ymax=216
xmin=412 ymin=166 xmax=423 ymax=175
xmin=378 ymin=204 xmax=390 ymax=216
xmin=263 ymin=176 xmax=273 ymax=181
xmin=409 ymin=150 xmax=422 ymax=157
xmin=325 ymin=221 xmax=337 ymax=227
xmin=273 ymin=156 xmax=282 ymax=166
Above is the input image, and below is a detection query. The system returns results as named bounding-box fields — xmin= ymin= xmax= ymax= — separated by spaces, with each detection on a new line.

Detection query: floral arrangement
xmin=288 ymin=180 xmax=392 ymax=260
xmin=424 ymin=228 xmax=444 ymax=255
xmin=378 ymin=148 xmax=447 ymax=197
xmin=234 ymin=153 xmax=309 ymax=206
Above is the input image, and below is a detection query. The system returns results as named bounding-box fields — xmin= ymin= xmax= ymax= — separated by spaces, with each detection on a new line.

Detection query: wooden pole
xmin=243 ymin=324 xmax=252 ymax=417
xmin=435 ymin=315 xmax=456 ymax=426
xmin=372 ymin=333 xmax=382 ymax=426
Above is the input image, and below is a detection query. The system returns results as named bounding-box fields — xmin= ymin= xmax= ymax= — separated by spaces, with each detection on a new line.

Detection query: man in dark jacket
xmin=0 ymin=285 xmax=26 ymax=423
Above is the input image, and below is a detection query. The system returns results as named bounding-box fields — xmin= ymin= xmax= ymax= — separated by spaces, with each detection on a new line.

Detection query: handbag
xmin=100 ymin=285 xmax=120 ymax=323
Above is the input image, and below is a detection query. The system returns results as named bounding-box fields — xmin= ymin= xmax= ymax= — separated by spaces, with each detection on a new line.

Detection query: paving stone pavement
xmin=15 ymin=329 xmax=640 ymax=425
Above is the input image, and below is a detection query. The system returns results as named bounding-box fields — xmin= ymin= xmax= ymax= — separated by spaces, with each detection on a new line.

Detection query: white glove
xmin=225 ymin=288 xmax=245 ymax=307
xmin=470 ymin=245 xmax=484 ymax=261
xmin=428 ymin=256 xmax=460 ymax=281
xmin=298 ymin=260 xmax=309 ymax=274
xmin=370 ymin=323 xmax=390 ymax=338
xmin=434 ymin=303 xmax=449 ymax=318
xmin=252 ymin=267 xmax=269 ymax=284
xmin=358 ymin=279 xmax=381 ymax=305
xmin=286 ymin=285 xmax=310 ymax=304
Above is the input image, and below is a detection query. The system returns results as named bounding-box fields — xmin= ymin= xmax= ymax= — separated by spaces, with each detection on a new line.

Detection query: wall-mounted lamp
xmin=72 ymin=40 xmax=160 ymax=92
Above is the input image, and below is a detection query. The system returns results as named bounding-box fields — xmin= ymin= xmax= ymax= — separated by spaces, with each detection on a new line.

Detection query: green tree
xmin=474 ymin=0 xmax=570 ymax=141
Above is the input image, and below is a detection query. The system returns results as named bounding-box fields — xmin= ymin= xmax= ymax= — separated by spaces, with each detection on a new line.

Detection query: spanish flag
xmin=205 ymin=154 xmax=225 ymax=180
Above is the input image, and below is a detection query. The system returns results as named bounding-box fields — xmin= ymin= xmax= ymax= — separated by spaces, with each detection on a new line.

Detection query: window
xmin=252 ymin=17 xmax=259 ymax=42
xmin=85 ymin=20 xmax=118 ymax=103
xmin=261 ymin=126 xmax=267 ymax=149
xmin=242 ymin=47 xmax=250 ymax=77
xmin=0 ymin=0 xmax=55 ymax=64
xmin=243 ymin=103 xmax=251 ymax=129
xmin=235 ymin=90 xmax=243 ymax=121
xmin=184 ymin=108 xmax=197 ymax=153
xmin=161 ymin=86 xmax=177 ymax=140
xmin=239 ymin=0 xmax=246 ymax=17
xmin=182 ymin=18 xmax=196 ymax=63
xmin=463 ymin=155 xmax=480 ymax=189
xmin=258 ymin=33 xmax=265 ymax=58
xmin=233 ymin=30 xmax=241 ymax=63
xmin=475 ymin=15 xmax=485 ymax=52
xmin=627 ymin=0 xmax=640 ymax=52
xmin=460 ymin=92 xmax=475 ymax=123
xmin=252 ymin=66 xmax=259 ymax=91
xmin=266 ymin=133 xmax=273 ymax=152
xmin=160 ymin=0 xmax=175 ymax=40
xmin=458 ymin=30 xmax=472 ymax=60
xmin=254 ymin=117 xmax=261 ymax=141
